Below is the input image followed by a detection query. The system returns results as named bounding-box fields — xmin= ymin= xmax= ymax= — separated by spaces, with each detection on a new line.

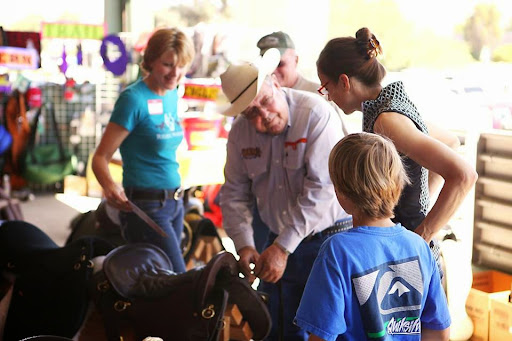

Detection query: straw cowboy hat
xmin=220 ymin=48 xmax=280 ymax=117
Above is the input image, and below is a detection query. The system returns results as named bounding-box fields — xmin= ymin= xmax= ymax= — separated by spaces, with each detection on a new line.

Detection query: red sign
xmin=27 ymin=87 xmax=42 ymax=108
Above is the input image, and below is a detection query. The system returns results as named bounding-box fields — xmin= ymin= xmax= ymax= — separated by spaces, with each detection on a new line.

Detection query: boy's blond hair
xmin=328 ymin=132 xmax=409 ymax=219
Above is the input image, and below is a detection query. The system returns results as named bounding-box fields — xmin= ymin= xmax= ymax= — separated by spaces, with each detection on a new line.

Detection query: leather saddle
xmin=92 ymin=243 xmax=271 ymax=341
xmin=0 ymin=220 xmax=115 ymax=340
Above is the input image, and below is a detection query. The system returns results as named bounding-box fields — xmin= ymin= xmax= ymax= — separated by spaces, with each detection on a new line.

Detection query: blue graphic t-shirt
xmin=110 ymin=78 xmax=183 ymax=189
xmin=295 ymin=224 xmax=450 ymax=340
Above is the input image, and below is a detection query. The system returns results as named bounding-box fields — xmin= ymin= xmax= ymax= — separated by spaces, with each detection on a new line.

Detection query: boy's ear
xmin=338 ymin=74 xmax=350 ymax=90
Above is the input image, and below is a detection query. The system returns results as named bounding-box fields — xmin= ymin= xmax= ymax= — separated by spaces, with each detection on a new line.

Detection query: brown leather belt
xmin=127 ymin=188 xmax=184 ymax=201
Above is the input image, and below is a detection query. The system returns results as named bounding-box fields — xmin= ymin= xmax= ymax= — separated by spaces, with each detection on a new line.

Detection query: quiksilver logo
xmin=387 ymin=317 xmax=420 ymax=334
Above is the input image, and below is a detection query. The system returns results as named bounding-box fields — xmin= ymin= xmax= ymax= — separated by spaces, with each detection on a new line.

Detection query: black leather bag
xmin=92 ymin=244 xmax=271 ymax=341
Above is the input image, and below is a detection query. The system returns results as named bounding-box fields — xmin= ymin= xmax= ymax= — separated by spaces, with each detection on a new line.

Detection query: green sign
xmin=42 ymin=23 xmax=104 ymax=40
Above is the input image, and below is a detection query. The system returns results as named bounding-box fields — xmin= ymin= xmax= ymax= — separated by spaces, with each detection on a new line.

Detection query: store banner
xmin=42 ymin=22 xmax=104 ymax=40
xmin=4 ymin=31 xmax=41 ymax=68
xmin=0 ymin=46 xmax=39 ymax=70
xmin=183 ymin=83 xmax=222 ymax=102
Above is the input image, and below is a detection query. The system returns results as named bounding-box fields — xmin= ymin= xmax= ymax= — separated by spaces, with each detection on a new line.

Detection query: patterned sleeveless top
xmin=362 ymin=81 xmax=430 ymax=231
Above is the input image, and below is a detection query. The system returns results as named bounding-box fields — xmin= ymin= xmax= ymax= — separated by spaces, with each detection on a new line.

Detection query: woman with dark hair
xmin=316 ymin=27 xmax=477 ymax=268
xmin=92 ymin=28 xmax=195 ymax=272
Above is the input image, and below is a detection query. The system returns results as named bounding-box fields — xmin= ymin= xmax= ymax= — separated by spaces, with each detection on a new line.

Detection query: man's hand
xmin=254 ymin=244 xmax=288 ymax=283
xmin=237 ymin=246 xmax=260 ymax=284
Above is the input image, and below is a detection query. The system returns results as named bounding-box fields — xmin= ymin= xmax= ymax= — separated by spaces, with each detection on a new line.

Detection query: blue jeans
xmin=120 ymin=191 xmax=186 ymax=273
xmin=259 ymin=232 xmax=328 ymax=341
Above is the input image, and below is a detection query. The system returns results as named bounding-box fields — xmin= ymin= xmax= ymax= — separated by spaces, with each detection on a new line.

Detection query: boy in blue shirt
xmin=295 ymin=133 xmax=451 ymax=340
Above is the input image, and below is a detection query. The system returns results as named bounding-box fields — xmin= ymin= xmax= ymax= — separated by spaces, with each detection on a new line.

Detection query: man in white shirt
xmin=219 ymin=48 xmax=351 ymax=341
xmin=252 ymin=31 xmax=351 ymax=255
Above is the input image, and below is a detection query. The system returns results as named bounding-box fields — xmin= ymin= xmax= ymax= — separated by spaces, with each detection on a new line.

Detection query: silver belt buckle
xmin=174 ymin=187 xmax=184 ymax=200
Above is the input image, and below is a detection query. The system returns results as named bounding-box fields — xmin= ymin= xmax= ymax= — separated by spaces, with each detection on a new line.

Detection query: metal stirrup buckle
xmin=201 ymin=304 xmax=216 ymax=319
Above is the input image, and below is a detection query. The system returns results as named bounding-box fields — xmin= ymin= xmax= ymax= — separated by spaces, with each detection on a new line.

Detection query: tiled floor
xmin=20 ymin=192 xmax=100 ymax=246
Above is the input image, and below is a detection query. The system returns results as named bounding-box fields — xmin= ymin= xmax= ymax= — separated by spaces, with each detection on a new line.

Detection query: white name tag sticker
xmin=147 ymin=99 xmax=163 ymax=115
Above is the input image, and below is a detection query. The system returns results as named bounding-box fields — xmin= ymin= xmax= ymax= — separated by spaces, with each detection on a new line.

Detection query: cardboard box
xmin=64 ymin=175 xmax=88 ymax=196
xmin=466 ymin=270 xmax=512 ymax=341
xmin=86 ymin=178 xmax=103 ymax=198
xmin=489 ymin=292 xmax=512 ymax=341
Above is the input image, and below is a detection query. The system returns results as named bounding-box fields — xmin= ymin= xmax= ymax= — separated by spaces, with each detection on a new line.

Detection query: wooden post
xmin=226 ymin=303 xmax=253 ymax=341
xmin=186 ymin=236 xmax=224 ymax=270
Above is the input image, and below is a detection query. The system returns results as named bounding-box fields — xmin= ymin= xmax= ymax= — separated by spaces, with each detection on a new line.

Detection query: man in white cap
xmin=257 ymin=31 xmax=349 ymax=135
xmin=219 ymin=48 xmax=351 ymax=341
xmin=256 ymin=31 xmax=317 ymax=93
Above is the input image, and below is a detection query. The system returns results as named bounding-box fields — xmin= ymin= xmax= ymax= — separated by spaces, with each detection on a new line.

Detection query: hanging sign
xmin=183 ymin=83 xmax=222 ymax=102
xmin=42 ymin=22 xmax=105 ymax=40
xmin=0 ymin=46 xmax=38 ymax=70
xmin=100 ymin=34 xmax=129 ymax=76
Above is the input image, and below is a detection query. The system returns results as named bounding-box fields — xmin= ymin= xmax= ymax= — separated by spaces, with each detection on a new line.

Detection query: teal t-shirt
xmin=110 ymin=78 xmax=183 ymax=189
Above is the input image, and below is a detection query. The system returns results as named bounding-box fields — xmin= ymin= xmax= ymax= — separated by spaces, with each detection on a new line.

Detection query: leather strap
xmin=90 ymin=270 xmax=133 ymax=341
xmin=127 ymin=200 xmax=168 ymax=238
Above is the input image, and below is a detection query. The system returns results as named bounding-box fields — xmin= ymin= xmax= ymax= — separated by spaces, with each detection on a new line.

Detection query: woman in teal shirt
xmin=92 ymin=28 xmax=195 ymax=272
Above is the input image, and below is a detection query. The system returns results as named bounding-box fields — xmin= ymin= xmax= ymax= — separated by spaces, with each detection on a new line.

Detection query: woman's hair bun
xmin=355 ymin=27 xmax=382 ymax=59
